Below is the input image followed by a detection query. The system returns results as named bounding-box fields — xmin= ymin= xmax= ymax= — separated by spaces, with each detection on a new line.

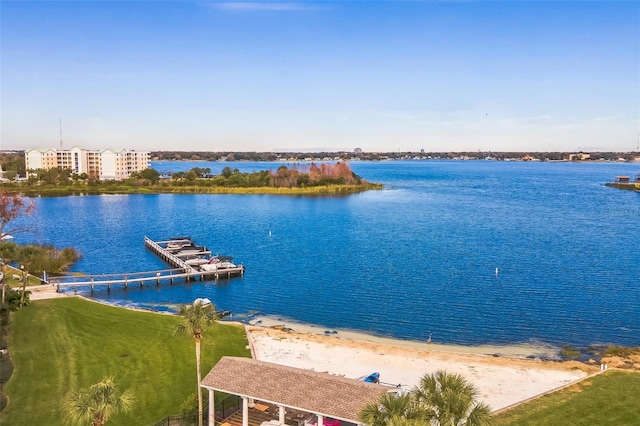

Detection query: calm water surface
xmin=23 ymin=161 xmax=640 ymax=348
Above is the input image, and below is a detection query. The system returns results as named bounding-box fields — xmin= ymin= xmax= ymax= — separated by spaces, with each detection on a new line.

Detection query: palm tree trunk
xmin=196 ymin=337 xmax=203 ymax=426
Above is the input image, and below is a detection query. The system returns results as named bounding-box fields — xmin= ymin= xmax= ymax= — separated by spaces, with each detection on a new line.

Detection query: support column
xmin=242 ymin=397 xmax=249 ymax=426
xmin=208 ymin=389 xmax=215 ymax=426
xmin=279 ymin=406 xmax=285 ymax=424
xmin=317 ymin=414 xmax=324 ymax=426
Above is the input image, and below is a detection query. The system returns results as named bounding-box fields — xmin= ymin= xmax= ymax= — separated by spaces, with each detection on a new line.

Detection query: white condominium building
xmin=25 ymin=146 xmax=150 ymax=180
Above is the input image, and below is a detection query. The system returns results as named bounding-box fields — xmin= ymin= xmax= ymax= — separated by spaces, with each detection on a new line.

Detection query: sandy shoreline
xmin=246 ymin=317 xmax=596 ymax=412
xmin=28 ymin=295 xmax=597 ymax=411
xmin=248 ymin=315 xmax=563 ymax=359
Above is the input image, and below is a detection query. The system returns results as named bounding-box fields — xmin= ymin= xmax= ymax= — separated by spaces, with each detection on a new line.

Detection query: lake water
xmin=21 ymin=160 xmax=640 ymax=349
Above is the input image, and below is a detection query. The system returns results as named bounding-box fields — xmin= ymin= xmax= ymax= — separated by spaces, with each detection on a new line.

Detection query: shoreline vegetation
xmin=1 ymin=162 xmax=383 ymax=197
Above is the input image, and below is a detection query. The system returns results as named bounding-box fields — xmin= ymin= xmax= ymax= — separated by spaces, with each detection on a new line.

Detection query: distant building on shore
xmin=25 ymin=146 xmax=150 ymax=180
xmin=567 ymin=152 xmax=591 ymax=161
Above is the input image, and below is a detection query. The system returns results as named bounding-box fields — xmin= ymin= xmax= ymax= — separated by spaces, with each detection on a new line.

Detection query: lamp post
xmin=20 ymin=264 xmax=28 ymax=307
xmin=0 ymin=260 xmax=5 ymax=307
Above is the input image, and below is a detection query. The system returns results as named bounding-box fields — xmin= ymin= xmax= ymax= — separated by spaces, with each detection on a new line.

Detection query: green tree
xmin=0 ymin=155 xmax=26 ymax=177
xmin=360 ymin=392 xmax=426 ymax=426
xmin=0 ymin=287 xmax=30 ymax=312
xmin=175 ymin=300 xmax=218 ymax=426
xmin=63 ymin=376 xmax=135 ymax=426
xmin=413 ymin=370 xmax=492 ymax=426
xmin=190 ymin=167 xmax=211 ymax=178
xmin=361 ymin=371 xmax=491 ymax=426
xmin=221 ymin=166 xmax=233 ymax=178
xmin=138 ymin=168 xmax=161 ymax=184
xmin=3 ymin=170 xmax=17 ymax=181
xmin=15 ymin=244 xmax=39 ymax=307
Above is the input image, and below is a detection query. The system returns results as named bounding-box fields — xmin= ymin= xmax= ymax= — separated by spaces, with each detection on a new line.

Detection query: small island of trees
xmin=1 ymin=162 xmax=382 ymax=196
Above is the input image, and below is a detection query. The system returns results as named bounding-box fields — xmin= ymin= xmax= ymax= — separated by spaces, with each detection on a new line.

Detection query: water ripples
xmin=25 ymin=161 xmax=640 ymax=348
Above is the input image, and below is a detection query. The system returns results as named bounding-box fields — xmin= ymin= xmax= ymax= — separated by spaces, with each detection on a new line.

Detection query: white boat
xmin=199 ymin=256 xmax=237 ymax=271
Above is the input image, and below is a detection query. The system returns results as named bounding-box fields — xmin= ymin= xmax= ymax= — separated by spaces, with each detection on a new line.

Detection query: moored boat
xmin=199 ymin=256 xmax=238 ymax=271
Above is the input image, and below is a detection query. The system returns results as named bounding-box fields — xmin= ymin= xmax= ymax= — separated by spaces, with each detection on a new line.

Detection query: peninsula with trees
xmin=0 ymin=161 xmax=382 ymax=196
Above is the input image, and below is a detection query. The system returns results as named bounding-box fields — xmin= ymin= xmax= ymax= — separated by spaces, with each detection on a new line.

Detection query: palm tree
xmin=413 ymin=370 xmax=492 ymax=426
xmin=360 ymin=392 xmax=427 ymax=426
xmin=175 ymin=300 xmax=218 ymax=426
xmin=63 ymin=376 xmax=135 ymax=426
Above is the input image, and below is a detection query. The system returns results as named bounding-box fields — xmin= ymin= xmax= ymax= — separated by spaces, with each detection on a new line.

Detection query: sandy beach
xmin=246 ymin=317 xmax=596 ymax=412
xmin=26 ymin=293 xmax=596 ymax=411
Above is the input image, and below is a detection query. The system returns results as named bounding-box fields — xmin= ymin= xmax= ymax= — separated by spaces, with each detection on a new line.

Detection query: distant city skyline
xmin=1 ymin=1 xmax=638 ymax=153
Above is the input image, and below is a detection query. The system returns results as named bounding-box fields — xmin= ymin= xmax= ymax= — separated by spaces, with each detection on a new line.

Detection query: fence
xmin=151 ymin=395 xmax=242 ymax=426
xmin=151 ymin=411 xmax=201 ymax=426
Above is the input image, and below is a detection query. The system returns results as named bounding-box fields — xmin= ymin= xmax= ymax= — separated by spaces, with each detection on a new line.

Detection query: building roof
xmin=100 ymin=148 xmax=127 ymax=154
xmin=201 ymin=357 xmax=393 ymax=422
xmin=26 ymin=148 xmax=56 ymax=153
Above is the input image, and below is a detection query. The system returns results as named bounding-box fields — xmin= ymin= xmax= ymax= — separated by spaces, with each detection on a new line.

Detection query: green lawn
xmin=0 ymin=297 xmax=251 ymax=426
xmin=3 ymin=264 xmax=42 ymax=287
xmin=493 ymin=370 xmax=640 ymax=426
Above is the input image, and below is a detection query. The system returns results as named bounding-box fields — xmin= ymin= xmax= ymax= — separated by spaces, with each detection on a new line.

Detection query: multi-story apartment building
xmin=25 ymin=147 xmax=150 ymax=180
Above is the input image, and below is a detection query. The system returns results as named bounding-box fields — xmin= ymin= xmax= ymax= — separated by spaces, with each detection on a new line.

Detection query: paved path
xmin=26 ymin=285 xmax=70 ymax=300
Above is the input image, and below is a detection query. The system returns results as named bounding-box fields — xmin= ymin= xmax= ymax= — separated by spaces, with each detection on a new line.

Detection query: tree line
xmin=1 ymin=162 xmax=372 ymax=191
xmin=149 ymin=150 xmax=640 ymax=162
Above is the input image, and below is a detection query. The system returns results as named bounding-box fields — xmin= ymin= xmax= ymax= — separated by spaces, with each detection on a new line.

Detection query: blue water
xmin=21 ymin=161 xmax=640 ymax=348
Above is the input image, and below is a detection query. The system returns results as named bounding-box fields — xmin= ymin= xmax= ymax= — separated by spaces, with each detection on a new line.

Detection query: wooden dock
xmin=48 ymin=237 xmax=244 ymax=294
xmin=144 ymin=237 xmax=195 ymax=271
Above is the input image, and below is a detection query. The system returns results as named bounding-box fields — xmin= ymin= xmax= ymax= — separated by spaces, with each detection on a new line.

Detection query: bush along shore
xmin=1 ymin=162 xmax=383 ymax=196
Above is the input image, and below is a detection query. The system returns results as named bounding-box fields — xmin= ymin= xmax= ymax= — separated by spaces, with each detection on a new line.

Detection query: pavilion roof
xmin=201 ymin=357 xmax=393 ymax=422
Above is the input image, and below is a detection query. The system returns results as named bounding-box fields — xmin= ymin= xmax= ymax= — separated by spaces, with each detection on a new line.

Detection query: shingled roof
xmin=201 ymin=357 xmax=393 ymax=422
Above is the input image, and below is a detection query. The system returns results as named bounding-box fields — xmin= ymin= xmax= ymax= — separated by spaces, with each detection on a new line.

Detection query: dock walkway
xmin=144 ymin=237 xmax=194 ymax=271
xmin=49 ymin=237 xmax=244 ymax=294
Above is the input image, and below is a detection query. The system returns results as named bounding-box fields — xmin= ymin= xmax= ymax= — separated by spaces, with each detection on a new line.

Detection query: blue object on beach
xmin=364 ymin=372 xmax=380 ymax=383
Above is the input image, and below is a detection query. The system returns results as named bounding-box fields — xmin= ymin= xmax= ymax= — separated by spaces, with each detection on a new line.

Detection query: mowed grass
xmin=493 ymin=370 xmax=640 ymax=426
xmin=0 ymin=297 xmax=251 ymax=426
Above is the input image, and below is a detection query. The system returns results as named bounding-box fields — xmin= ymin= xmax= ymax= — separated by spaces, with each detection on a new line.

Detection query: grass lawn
xmin=493 ymin=370 xmax=640 ymax=426
xmin=0 ymin=297 xmax=251 ymax=426
xmin=3 ymin=264 xmax=42 ymax=287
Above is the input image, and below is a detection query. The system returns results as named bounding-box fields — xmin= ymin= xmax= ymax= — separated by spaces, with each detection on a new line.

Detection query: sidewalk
xmin=27 ymin=284 xmax=70 ymax=300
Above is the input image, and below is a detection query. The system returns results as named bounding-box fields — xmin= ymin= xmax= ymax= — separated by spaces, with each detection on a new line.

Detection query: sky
xmin=1 ymin=0 xmax=639 ymax=153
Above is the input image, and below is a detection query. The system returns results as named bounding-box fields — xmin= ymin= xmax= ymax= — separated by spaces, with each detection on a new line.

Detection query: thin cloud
xmin=210 ymin=1 xmax=315 ymax=12
xmin=523 ymin=115 xmax=552 ymax=121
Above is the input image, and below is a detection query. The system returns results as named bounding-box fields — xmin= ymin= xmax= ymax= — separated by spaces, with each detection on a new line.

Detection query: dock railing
xmin=144 ymin=236 xmax=194 ymax=271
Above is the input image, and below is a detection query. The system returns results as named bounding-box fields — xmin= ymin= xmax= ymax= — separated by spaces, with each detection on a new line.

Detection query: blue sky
xmin=1 ymin=0 xmax=638 ymax=152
